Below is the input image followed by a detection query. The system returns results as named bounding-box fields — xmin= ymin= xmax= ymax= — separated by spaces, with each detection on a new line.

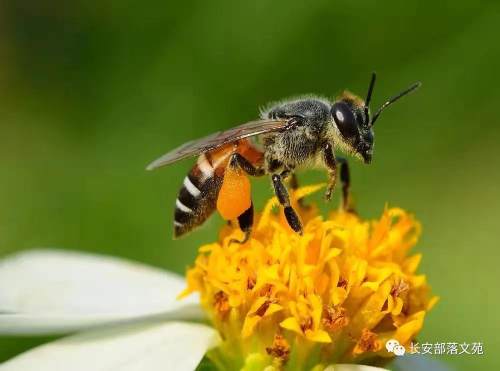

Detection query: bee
xmin=147 ymin=73 xmax=420 ymax=243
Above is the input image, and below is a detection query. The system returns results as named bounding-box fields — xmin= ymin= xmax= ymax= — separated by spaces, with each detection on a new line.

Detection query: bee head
xmin=330 ymin=73 xmax=421 ymax=164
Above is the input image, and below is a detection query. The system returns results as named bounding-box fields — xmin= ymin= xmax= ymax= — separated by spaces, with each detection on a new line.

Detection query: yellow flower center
xmin=180 ymin=184 xmax=438 ymax=370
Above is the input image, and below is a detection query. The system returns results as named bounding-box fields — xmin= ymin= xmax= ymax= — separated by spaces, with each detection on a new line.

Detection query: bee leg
xmin=323 ymin=143 xmax=338 ymax=202
xmin=289 ymin=173 xmax=299 ymax=190
xmin=230 ymin=153 xmax=265 ymax=177
xmin=271 ymin=173 xmax=303 ymax=234
xmin=227 ymin=153 xmax=260 ymax=245
xmin=229 ymin=202 xmax=254 ymax=245
xmin=336 ymin=156 xmax=352 ymax=211
xmin=287 ymin=172 xmax=310 ymax=209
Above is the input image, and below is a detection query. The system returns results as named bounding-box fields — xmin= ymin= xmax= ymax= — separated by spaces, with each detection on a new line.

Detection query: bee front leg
xmin=323 ymin=143 xmax=337 ymax=202
xmin=271 ymin=173 xmax=303 ymax=234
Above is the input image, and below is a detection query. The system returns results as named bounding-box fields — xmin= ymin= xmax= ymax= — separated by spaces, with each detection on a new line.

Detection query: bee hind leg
xmin=226 ymin=153 xmax=262 ymax=245
xmin=230 ymin=153 xmax=265 ymax=176
xmin=271 ymin=173 xmax=303 ymax=235
xmin=229 ymin=202 xmax=254 ymax=245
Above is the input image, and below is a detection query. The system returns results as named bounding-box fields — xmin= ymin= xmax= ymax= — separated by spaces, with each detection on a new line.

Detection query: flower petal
xmin=392 ymin=354 xmax=452 ymax=371
xmin=0 ymin=321 xmax=220 ymax=371
xmin=0 ymin=249 xmax=203 ymax=335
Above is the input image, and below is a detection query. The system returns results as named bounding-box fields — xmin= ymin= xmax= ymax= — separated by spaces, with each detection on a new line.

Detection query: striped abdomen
xmin=173 ymin=140 xmax=264 ymax=238
xmin=173 ymin=146 xmax=232 ymax=238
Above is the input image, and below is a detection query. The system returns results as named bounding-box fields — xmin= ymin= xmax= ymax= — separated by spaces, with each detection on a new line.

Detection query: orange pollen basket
xmin=217 ymin=166 xmax=252 ymax=220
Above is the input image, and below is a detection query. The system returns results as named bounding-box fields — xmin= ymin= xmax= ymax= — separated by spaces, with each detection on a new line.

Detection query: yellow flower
xmin=180 ymin=184 xmax=437 ymax=370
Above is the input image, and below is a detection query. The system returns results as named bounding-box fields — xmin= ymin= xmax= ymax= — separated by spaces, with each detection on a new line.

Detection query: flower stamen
xmin=322 ymin=305 xmax=349 ymax=332
xmin=266 ymin=334 xmax=291 ymax=363
xmin=214 ymin=291 xmax=230 ymax=318
xmin=353 ymin=328 xmax=382 ymax=355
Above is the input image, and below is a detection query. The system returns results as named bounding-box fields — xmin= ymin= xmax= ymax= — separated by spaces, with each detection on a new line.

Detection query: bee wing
xmin=146 ymin=119 xmax=289 ymax=170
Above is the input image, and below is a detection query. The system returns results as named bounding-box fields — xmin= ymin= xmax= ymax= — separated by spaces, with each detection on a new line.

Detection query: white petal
xmin=325 ymin=365 xmax=388 ymax=371
xmin=393 ymin=355 xmax=452 ymax=371
xmin=0 ymin=321 xmax=220 ymax=371
xmin=0 ymin=249 xmax=204 ymax=335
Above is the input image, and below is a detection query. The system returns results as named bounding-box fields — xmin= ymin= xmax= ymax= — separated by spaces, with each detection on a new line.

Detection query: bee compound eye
xmin=332 ymin=102 xmax=358 ymax=139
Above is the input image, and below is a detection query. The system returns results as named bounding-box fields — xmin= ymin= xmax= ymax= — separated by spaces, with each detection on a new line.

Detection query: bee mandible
xmin=147 ymin=73 xmax=421 ymax=243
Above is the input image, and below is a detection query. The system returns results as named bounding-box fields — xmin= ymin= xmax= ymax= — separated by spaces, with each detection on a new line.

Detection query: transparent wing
xmin=146 ymin=119 xmax=289 ymax=170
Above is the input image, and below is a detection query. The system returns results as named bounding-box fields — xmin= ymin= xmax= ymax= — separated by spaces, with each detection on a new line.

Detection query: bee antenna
xmin=365 ymin=72 xmax=377 ymax=108
xmin=364 ymin=72 xmax=376 ymax=124
xmin=370 ymin=81 xmax=422 ymax=126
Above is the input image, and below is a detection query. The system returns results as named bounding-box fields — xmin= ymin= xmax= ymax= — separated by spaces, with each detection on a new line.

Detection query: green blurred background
xmin=1 ymin=1 xmax=499 ymax=369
